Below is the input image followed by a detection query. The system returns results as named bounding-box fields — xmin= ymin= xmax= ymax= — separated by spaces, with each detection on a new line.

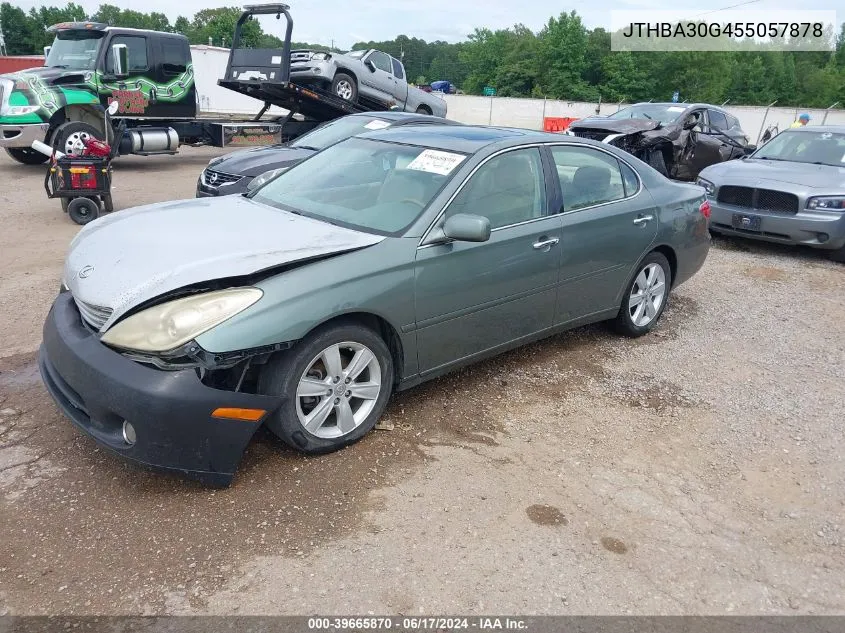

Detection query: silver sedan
xmin=698 ymin=126 xmax=845 ymax=262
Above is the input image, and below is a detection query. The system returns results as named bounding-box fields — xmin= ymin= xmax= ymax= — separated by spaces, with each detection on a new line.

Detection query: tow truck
xmin=0 ymin=4 xmax=438 ymax=164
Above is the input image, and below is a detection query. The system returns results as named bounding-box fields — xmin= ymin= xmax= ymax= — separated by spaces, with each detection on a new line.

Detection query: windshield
xmin=752 ymin=130 xmax=845 ymax=167
xmin=291 ymin=116 xmax=393 ymax=151
xmin=252 ymin=137 xmax=466 ymax=235
xmin=346 ymin=50 xmax=368 ymax=59
xmin=45 ymin=31 xmax=104 ymax=70
xmin=608 ymin=104 xmax=687 ymax=125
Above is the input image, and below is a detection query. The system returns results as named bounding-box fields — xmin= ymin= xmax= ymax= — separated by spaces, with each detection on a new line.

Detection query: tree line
xmin=2 ymin=3 xmax=844 ymax=108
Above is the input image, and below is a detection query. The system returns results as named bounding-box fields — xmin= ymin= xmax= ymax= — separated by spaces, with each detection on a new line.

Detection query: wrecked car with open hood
xmin=567 ymin=103 xmax=751 ymax=181
xmin=39 ymin=124 xmax=710 ymax=486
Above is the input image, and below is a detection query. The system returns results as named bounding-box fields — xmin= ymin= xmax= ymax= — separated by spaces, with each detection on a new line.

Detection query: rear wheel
xmin=53 ymin=122 xmax=102 ymax=156
xmin=5 ymin=147 xmax=48 ymax=165
xmin=331 ymin=73 xmax=358 ymax=103
xmin=258 ymin=322 xmax=393 ymax=454
xmin=614 ymin=252 xmax=671 ymax=337
xmin=67 ymin=197 xmax=100 ymax=225
xmin=415 ymin=106 xmax=431 ymax=115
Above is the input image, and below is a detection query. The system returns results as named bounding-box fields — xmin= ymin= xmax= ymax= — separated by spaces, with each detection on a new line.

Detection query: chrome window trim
xmin=544 ymin=141 xmax=643 ymax=215
xmin=417 ymin=144 xmax=549 ymax=249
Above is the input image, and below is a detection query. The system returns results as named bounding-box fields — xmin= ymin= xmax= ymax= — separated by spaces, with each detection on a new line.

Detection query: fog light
xmin=122 ymin=421 xmax=136 ymax=446
xmin=818 ymin=233 xmax=829 ymax=243
xmin=312 ymin=67 xmax=321 ymax=73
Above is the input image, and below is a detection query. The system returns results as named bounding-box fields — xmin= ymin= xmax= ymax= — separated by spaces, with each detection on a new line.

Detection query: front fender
xmin=194 ymin=237 xmax=418 ymax=356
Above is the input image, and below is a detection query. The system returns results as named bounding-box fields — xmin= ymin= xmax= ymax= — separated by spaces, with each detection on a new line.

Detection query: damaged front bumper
xmin=39 ymin=291 xmax=285 ymax=486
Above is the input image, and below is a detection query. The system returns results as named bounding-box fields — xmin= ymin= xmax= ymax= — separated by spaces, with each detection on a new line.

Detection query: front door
xmin=100 ymin=33 xmax=158 ymax=118
xmin=414 ymin=147 xmax=562 ymax=375
xmin=361 ymin=51 xmax=395 ymax=103
xmin=548 ymin=144 xmax=658 ymax=323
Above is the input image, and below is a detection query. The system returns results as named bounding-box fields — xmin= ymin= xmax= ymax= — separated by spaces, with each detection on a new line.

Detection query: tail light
xmin=699 ymin=200 xmax=711 ymax=219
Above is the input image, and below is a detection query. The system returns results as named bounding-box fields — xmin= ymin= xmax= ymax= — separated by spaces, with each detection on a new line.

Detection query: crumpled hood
xmin=64 ymin=195 xmax=384 ymax=331
xmin=569 ymin=118 xmax=662 ymax=135
xmin=210 ymin=146 xmax=316 ymax=177
xmin=701 ymin=158 xmax=845 ymax=188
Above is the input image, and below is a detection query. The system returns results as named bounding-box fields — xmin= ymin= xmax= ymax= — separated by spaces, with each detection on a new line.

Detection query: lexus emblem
xmin=208 ymin=171 xmax=218 ymax=185
xmin=78 ymin=265 xmax=94 ymax=279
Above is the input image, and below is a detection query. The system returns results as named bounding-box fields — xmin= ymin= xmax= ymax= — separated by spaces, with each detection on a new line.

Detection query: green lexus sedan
xmin=40 ymin=125 xmax=710 ymax=485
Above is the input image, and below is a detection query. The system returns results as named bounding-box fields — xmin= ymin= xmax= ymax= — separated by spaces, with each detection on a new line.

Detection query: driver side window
xmin=444 ymin=148 xmax=547 ymax=230
xmin=105 ymin=35 xmax=149 ymax=73
xmin=367 ymin=51 xmax=393 ymax=74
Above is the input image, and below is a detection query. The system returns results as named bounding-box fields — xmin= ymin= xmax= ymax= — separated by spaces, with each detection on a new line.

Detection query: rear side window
xmin=391 ymin=57 xmax=405 ymax=80
xmin=551 ymin=146 xmax=627 ymax=212
xmin=726 ymin=114 xmax=740 ymax=130
xmin=105 ymin=35 xmax=148 ymax=72
xmin=161 ymin=38 xmax=187 ymax=75
xmin=708 ymin=110 xmax=728 ymax=130
xmin=620 ymin=161 xmax=639 ymax=197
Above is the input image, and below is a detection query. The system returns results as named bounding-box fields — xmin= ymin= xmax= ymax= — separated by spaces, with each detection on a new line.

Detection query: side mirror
xmin=112 ymin=43 xmax=128 ymax=77
xmin=107 ymin=100 xmax=120 ymax=116
xmin=43 ymin=45 xmax=51 ymax=58
xmin=683 ymin=116 xmax=699 ymax=130
xmin=443 ymin=214 xmax=491 ymax=243
xmin=365 ymin=60 xmax=377 ymax=73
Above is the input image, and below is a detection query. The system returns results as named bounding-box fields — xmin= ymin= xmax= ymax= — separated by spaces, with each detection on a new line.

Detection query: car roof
xmin=782 ymin=125 xmax=845 ymax=134
xmin=626 ymin=102 xmax=725 ymax=111
xmin=359 ymin=124 xmax=593 ymax=153
xmin=346 ymin=111 xmax=460 ymax=125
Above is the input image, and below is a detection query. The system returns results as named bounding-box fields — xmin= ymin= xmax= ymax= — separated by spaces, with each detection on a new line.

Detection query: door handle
xmin=532 ymin=237 xmax=560 ymax=250
xmin=633 ymin=215 xmax=654 ymax=226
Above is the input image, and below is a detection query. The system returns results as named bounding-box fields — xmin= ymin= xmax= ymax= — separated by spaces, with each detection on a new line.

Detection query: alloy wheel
xmin=628 ymin=263 xmax=666 ymax=327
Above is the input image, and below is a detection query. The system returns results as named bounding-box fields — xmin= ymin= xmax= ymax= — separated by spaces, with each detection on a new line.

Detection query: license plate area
xmin=732 ymin=213 xmax=761 ymax=231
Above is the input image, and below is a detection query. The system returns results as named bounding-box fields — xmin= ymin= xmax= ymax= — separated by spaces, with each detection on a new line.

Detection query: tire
xmin=258 ymin=322 xmax=394 ymax=454
xmin=415 ymin=106 xmax=431 ymax=115
xmin=67 ymin=197 xmax=100 ymax=225
xmin=102 ymin=193 xmax=114 ymax=214
xmin=61 ymin=198 xmax=70 ymax=213
xmin=53 ymin=122 xmax=102 ymax=156
xmin=331 ymin=73 xmax=358 ymax=103
xmin=614 ymin=252 xmax=672 ymax=337
xmin=828 ymin=245 xmax=845 ymax=263
xmin=5 ymin=147 xmax=49 ymax=165
xmin=647 ymin=149 xmax=669 ymax=176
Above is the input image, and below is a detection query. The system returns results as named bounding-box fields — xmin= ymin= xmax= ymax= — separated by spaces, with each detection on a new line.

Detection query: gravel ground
xmin=0 ymin=148 xmax=843 ymax=616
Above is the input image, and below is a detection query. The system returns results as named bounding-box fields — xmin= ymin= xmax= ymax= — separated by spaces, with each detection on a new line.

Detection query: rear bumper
xmin=0 ymin=122 xmax=49 ymax=148
xmin=709 ymin=200 xmax=845 ymax=250
xmin=39 ymin=291 xmax=284 ymax=486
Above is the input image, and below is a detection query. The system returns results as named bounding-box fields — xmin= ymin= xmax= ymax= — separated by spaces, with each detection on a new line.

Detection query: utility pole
xmin=0 ymin=16 xmax=8 ymax=56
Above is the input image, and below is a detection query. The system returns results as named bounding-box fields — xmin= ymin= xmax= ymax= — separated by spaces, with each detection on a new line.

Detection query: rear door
xmin=547 ymin=144 xmax=658 ymax=323
xmin=390 ymin=57 xmax=408 ymax=106
xmin=414 ymin=147 xmax=563 ymax=375
xmin=685 ymin=108 xmax=729 ymax=177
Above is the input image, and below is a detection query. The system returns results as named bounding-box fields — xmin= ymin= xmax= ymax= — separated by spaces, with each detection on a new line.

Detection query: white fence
xmin=190 ymin=45 xmax=844 ymax=141
xmin=441 ymin=94 xmax=845 ymax=143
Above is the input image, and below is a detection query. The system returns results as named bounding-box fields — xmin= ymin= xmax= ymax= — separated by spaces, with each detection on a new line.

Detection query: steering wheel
xmin=401 ymin=198 xmax=425 ymax=208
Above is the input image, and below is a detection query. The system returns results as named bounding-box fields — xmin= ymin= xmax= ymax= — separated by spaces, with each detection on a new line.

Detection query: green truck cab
xmin=0 ymin=21 xmax=196 ymax=164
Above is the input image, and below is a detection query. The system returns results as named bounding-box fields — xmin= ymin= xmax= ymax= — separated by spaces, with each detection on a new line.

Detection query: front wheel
xmin=67 ymin=197 xmax=100 ymax=225
xmin=614 ymin=252 xmax=672 ymax=337
xmin=53 ymin=121 xmax=103 ymax=156
xmin=258 ymin=322 xmax=394 ymax=453
xmin=331 ymin=73 xmax=358 ymax=103
xmin=5 ymin=147 xmax=48 ymax=165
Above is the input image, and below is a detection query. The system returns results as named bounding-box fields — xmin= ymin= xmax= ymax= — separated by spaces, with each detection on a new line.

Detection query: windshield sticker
xmin=407 ymin=149 xmax=466 ymax=175
xmin=364 ymin=119 xmax=391 ymax=130
xmin=666 ymin=106 xmax=685 ymax=112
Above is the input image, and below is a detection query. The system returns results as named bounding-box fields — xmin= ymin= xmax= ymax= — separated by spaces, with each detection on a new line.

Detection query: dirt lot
xmin=0 ymin=147 xmax=843 ymax=616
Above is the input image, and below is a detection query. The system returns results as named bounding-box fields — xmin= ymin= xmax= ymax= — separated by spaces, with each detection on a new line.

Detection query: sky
xmin=7 ymin=0 xmax=843 ymax=49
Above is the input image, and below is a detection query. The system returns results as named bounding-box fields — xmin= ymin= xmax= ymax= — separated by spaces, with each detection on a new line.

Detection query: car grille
xmin=290 ymin=51 xmax=313 ymax=63
xmin=74 ymin=297 xmax=113 ymax=330
xmin=570 ymin=129 xmax=609 ymax=141
xmin=717 ymin=186 xmax=799 ymax=214
xmin=202 ymin=169 xmax=241 ymax=187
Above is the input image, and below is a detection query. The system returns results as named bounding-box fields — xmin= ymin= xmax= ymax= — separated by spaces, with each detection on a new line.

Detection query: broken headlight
xmin=101 ymin=288 xmax=263 ymax=353
xmin=696 ymin=177 xmax=715 ymax=196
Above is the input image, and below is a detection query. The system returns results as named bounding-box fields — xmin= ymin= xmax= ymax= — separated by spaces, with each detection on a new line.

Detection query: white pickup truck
xmin=289 ymin=48 xmax=447 ymax=117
